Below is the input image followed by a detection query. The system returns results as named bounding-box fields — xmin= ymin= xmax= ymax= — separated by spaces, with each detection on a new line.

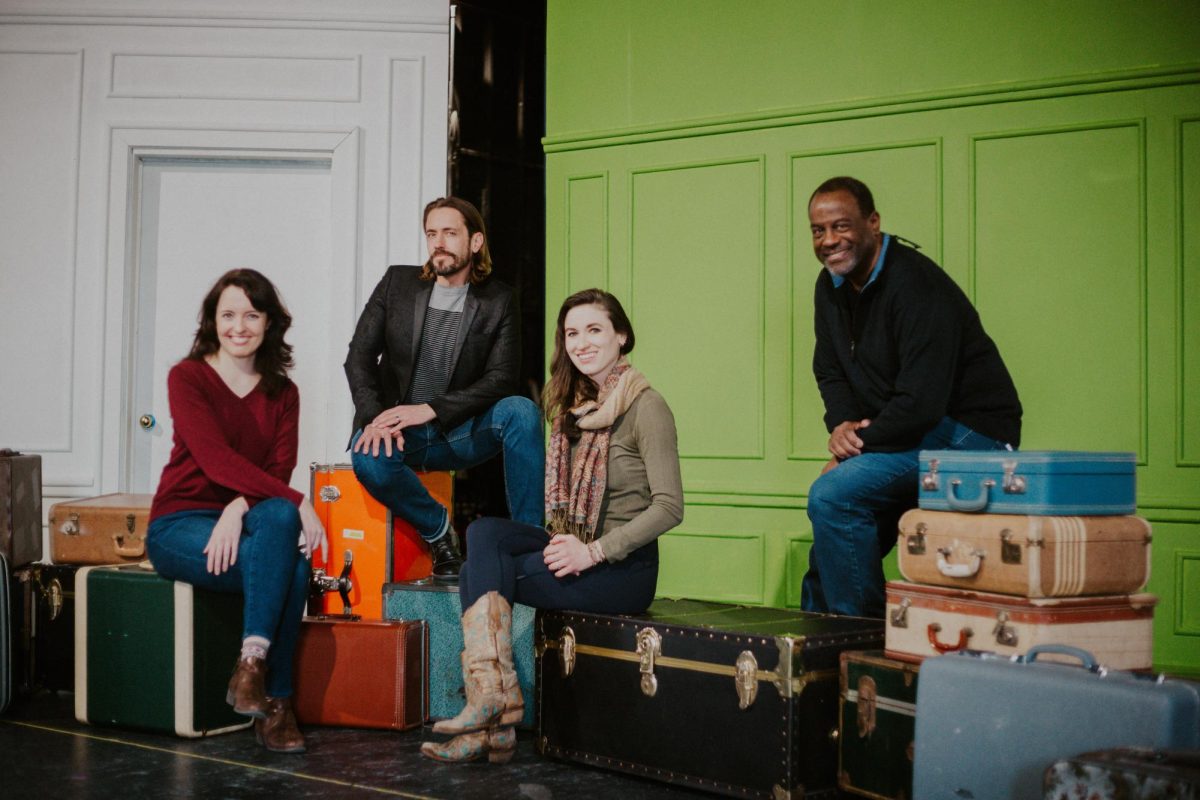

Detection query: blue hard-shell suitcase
xmin=918 ymin=450 xmax=1136 ymax=515
xmin=913 ymin=646 xmax=1200 ymax=800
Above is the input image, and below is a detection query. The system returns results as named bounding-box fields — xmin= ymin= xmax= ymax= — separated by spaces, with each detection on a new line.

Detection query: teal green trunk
xmin=545 ymin=0 xmax=1200 ymax=674
xmin=839 ymin=651 xmax=920 ymax=799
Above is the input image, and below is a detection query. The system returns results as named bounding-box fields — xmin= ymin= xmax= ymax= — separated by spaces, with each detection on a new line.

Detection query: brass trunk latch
xmin=921 ymin=459 xmax=940 ymax=491
xmin=46 ymin=578 xmax=64 ymax=621
xmin=636 ymin=627 xmax=661 ymax=697
xmin=735 ymin=650 xmax=758 ymax=709
xmin=1000 ymin=528 xmax=1022 ymax=564
xmin=319 ymin=485 xmax=342 ymax=502
xmin=906 ymin=522 xmax=927 ymax=555
xmin=559 ymin=626 xmax=576 ymax=677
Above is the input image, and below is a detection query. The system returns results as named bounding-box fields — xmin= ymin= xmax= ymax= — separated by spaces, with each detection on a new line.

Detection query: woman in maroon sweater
xmin=147 ymin=269 xmax=327 ymax=754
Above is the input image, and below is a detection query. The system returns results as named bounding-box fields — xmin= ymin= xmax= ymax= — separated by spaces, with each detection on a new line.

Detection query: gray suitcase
xmin=914 ymin=645 xmax=1200 ymax=800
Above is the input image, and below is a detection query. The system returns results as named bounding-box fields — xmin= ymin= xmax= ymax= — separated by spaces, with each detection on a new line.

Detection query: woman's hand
xmin=543 ymin=533 xmax=595 ymax=578
xmin=298 ymin=500 xmax=328 ymax=563
xmin=205 ymin=497 xmax=248 ymax=575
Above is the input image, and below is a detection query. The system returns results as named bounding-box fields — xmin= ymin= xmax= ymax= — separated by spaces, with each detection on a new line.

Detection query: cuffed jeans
xmin=351 ymin=396 xmax=544 ymax=541
xmin=146 ymin=498 xmax=311 ymax=697
xmin=459 ymin=517 xmax=658 ymax=615
xmin=801 ymin=416 xmax=1011 ymax=618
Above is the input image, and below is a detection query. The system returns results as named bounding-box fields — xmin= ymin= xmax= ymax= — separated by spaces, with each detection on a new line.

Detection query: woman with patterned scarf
xmin=421 ymin=288 xmax=684 ymax=764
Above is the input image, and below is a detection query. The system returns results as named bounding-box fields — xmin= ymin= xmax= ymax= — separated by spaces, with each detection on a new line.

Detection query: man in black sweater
xmin=802 ymin=177 xmax=1022 ymax=617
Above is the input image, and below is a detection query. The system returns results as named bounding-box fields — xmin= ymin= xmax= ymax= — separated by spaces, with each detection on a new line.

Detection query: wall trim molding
xmin=544 ymin=63 xmax=1200 ymax=153
xmin=1177 ymin=115 xmax=1200 ymax=466
xmin=0 ymin=9 xmax=444 ymax=34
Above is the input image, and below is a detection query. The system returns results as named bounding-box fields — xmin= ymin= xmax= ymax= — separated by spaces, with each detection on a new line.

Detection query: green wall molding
xmin=544 ymin=63 xmax=1200 ymax=153
xmin=1178 ymin=116 xmax=1200 ymax=465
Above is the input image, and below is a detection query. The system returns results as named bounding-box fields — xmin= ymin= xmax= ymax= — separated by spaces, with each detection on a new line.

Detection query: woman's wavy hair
xmin=419 ymin=196 xmax=493 ymax=284
xmin=187 ymin=268 xmax=294 ymax=396
xmin=542 ymin=288 xmax=635 ymax=439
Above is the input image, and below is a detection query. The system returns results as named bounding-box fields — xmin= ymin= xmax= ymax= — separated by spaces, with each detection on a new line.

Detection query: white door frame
xmin=101 ymin=126 xmax=362 ymax=493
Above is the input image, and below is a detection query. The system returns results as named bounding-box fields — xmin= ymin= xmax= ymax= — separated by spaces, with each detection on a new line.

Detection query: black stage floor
xmin=0 ymin=691 xmax=733 ymax=800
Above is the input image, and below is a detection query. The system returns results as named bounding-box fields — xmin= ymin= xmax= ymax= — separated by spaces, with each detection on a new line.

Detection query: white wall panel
xmin=110 ymin=53 xmax=360 ymax=101
xmin=0 ymin=51 xmax=82 ymax=453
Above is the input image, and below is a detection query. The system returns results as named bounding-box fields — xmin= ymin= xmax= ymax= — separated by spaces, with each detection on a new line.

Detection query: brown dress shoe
xmin=226 ymin=656 xmax=269 ymax=719
xmin=255 ymin=697 xmax=306 ymax=754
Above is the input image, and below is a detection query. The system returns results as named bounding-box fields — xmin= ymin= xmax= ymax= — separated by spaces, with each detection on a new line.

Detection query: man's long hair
xmin=187 ymin=268 xmax=294 ymax=396
xmin=419 ymin=196 xmax=493 ymax=284
xmin=542 ymin=288 xmax=636 ymax=439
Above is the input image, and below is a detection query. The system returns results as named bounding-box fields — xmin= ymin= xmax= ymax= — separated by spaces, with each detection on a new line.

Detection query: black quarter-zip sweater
xmin=812 ymin=236 xmax=1022 ymax=453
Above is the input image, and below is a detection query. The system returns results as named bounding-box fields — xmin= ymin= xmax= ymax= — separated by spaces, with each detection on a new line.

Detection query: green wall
xmin=544 ymin=0 xmax=1200 ymax=674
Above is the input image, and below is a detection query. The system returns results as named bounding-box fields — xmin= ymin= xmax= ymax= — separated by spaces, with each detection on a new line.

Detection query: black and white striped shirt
xmin=407 ymin=283 xmax=468 ymax=405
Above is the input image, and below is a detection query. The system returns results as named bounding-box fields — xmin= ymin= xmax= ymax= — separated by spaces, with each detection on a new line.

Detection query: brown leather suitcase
xmin=897 ymin=509 xmax=1151 ymax=597
xmin=49 ymin=494 xmax=153 ymax=565
xmin=1 ymin=449 xmax=43 ymax=568
xmin=292 ymin=616 xmax=427 ymax=730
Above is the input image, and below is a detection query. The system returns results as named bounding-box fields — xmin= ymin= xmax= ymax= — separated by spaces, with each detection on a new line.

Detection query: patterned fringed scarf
xmin=544 ymin=358 xmax=650 ymax=543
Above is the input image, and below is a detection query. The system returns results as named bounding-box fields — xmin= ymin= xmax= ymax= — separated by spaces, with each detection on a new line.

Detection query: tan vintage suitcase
xmin=49 ymin=494 xmax=153 ymax=565
xmin=884 ymin=581 xmax=1155 ymax=670
xmin=897 ymin=509 xmax=1151 ymax=597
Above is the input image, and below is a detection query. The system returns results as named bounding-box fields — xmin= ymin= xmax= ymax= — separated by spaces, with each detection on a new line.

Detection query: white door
xmin=128 ymin=157 xmax=335 ymax=496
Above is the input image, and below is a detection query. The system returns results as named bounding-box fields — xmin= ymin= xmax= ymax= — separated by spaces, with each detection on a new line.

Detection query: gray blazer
xmin=343 ymin=265 xmax=521 ymax=435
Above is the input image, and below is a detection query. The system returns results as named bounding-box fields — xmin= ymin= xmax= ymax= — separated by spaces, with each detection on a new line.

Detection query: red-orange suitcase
xmin=292 ymin=616 xmax=428 ymax=730
xmin=308 ymin=464 xmax=452 ymax=619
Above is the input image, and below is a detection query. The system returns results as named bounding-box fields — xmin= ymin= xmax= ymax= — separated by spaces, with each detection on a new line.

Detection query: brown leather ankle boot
xmin=226 ymin=656 xmax=269 ymax=718
xmin=254 ymin=697 xmax=306 ymax=754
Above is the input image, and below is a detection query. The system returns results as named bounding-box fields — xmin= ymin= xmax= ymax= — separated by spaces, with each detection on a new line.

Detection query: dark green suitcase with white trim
xmin=74 ymin=564 xmax=251 ymax=737
xmin=839 ymin=650 xmax=920 ymax=799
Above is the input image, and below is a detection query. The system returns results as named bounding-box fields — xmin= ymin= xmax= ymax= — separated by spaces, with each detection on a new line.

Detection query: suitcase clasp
xmin=920 ymin=459 xmax=939 ymax=491
xmin=1000 ymin=529 xmax=1022 ymax=564
xmin=992 ymin=611 xmax=1018 ymax=647
xmin=559 ymin=626 xmax=576 ymax=677
xmin=1001 ymin=460 xmax=1026 ymax=494
xmin=855 ymin=675 xmax=877 ymax=737
xmin=63 ymin=513 xmax=80 ymax=535
xmin=735 ymin=650 xmax=758 ymax=709
xmin=46 ymin=578 xmax=64 ymax=622
xmin=890 ymin=597 xmax=911 ymax=628
xmin=636 ymin=627 xmax=661 ymax=698
xmin=906 ymin=523 xmax=927 ymax=555
xmin=319 ymin=485 xmax=342 ymax=502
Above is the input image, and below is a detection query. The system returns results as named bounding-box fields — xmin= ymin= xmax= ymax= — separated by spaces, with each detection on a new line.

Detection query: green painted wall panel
xmin=547 ymin=1 xmax=1200 ymax=138
xmin=973 ymin=124 xmax=1144 ymax=454
xmin=1182 ymin=119 xmax=1200 ymax=465
xmin=630 ymin=158 xmax=764 ymax=460
xmin=657 ymin=530 xmax=764 ymax=604
xmin=566 ymin=174 xmax=609 ymax=292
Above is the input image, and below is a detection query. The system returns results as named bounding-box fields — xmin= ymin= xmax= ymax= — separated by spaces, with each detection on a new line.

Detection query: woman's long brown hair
xmin=187 ymin=268 xmax=295 ymax=396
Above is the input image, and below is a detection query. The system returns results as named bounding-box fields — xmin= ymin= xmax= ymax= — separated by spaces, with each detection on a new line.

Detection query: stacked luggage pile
xmin=837 ymin=449 xmax=1200 ymax=800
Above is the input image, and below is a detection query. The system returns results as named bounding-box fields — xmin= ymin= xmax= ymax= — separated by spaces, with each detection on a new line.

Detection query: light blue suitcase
xmin=918 ymin=450 xmax=1137 ymax=515
xmin=382 ymin=580 xmax=535 ymax=727
xmin=913 ymin=646 xmax=1200 ymax=800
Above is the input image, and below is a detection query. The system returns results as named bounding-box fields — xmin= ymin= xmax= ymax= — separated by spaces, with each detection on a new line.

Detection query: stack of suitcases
xmin=838 ymin=449 xmax=1161 ymax=799
xmin=837 ymin=448 xmax=1200 ymax=800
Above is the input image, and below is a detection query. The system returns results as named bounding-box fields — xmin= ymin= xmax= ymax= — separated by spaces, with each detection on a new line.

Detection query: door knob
xmin=139 ymin=414 xmax=156 ymax=431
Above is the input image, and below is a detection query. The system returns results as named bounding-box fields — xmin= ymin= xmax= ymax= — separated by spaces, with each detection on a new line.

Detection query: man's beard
xmin=427 ymin=251 xmax=471 ymax=278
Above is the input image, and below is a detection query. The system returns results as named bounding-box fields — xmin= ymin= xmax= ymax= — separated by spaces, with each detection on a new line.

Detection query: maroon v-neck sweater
xmin=150 ymin=358 xmax=304 ymax=522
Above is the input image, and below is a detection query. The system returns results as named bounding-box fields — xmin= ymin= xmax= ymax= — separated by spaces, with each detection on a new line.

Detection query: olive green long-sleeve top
xmin=578 ymin=388 xmax=684 ymax=562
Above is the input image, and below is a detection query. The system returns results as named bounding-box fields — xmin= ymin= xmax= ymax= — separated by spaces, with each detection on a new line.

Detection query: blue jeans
xmin=459 ymin=517 xmax=658 ymax=615
xmin=146 ymin=498 xmax=311 ymax=697
xmin=801 ymin=417 xmax=1012 ymax=618
xmin=351 ymin=396 xmax=544 ymax=540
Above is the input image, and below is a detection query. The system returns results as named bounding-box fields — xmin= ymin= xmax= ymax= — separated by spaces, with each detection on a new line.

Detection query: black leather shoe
xmin=430 ymin=531 xmax=463 ymax=583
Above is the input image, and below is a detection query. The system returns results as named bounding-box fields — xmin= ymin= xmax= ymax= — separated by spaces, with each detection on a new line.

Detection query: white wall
xmin=0 ymin=0 xmax=450 ymax=522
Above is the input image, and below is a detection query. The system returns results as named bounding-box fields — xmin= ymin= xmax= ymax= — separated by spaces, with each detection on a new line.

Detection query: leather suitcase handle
xmin=927 ymin=623 xmax=971 ymax=654
xmin=112 ymin=532 xmax=145 ymax=558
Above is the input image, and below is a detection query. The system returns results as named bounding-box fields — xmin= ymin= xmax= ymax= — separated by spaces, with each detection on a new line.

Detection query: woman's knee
xmin=465 ymin=516 xmax=507 ymax=554
xmin=250 ymin=497 xmax=301 ymax=532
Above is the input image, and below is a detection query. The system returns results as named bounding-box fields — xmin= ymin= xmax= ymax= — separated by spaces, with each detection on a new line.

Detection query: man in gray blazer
xmin=344 ymin=197 xmax=543 ymax=582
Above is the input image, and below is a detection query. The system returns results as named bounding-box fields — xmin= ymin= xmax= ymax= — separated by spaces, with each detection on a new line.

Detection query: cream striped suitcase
xmin=884 ymin=581 xmax=1155 ymax=670
xmin=897 ymin=510 xmax=1151 ymax=597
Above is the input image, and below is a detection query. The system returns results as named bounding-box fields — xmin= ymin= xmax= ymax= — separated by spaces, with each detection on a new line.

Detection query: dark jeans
xmin=459 ymin=517 xmax=658 ymax=614
xmin=146 ymin=498 xmax=311 ymax=697
xmin=351 ymin=396 xmax=544 ymax=541
xmin=801 ymin=416 xmax=1012 ymax=618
